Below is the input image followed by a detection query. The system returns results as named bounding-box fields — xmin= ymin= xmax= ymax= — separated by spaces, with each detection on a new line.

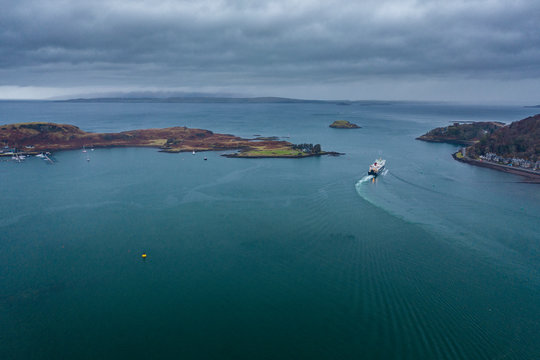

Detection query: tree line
xmin=292 ymin=143 xmax=322 ymax=154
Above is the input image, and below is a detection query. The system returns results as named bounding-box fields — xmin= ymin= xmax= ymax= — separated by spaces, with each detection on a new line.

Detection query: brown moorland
xmin=0 ymin=122 xmax=339 ymax=158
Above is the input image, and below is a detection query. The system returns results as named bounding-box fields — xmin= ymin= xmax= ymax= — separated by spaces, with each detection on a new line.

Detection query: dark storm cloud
xmin=1 ymin=0 xmax=540 ymax=97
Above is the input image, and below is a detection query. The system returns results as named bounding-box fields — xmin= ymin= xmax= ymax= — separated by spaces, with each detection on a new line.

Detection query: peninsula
xmin=416 ymin=121 xmax=504 ymax=145
xmin=0 ymin=122 xmax=340 ymax=159
xmin=417 ymin=115 xmax=540 ymax=182
xmin=329 ymin=120 xmax=361 ymax=129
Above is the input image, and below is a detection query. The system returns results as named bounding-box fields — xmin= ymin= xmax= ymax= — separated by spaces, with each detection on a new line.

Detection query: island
xmin=0 ymin=122 xmax=341 ymax=159
xmin=417 ymin=115 xmax=540 ymax=182
xmin=329 ymin=120 xmax=361 ymax=129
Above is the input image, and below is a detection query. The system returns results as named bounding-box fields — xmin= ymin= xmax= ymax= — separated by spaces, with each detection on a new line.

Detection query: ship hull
xmin=368 ymin=166 xmax=384 ymax=176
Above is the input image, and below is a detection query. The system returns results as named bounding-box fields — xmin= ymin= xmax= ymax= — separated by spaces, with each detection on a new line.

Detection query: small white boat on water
xmin=368 ymin=158 xmax=386 ymax=176
xmin=12 ymin=154 xmax=25 ymax=162
xmin=192 ymin=150 xmax=196 ymax=155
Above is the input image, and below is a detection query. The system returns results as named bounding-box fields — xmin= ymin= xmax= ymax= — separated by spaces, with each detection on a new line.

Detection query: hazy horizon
xmin=1 ymin=0 xmax=540 ymax=103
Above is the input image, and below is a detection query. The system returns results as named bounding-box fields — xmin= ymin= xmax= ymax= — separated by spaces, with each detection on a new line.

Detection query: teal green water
xmin=1 ymin=102 xmax=539 ymax=359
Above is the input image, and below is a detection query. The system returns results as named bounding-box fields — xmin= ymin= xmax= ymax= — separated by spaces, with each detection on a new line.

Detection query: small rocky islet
xmin=329 ymin=120 xmax=361 ymax=129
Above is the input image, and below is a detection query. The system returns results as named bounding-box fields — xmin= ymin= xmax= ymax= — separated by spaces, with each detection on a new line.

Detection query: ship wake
xmin=357 ymin=174 xmax=375 ymax=184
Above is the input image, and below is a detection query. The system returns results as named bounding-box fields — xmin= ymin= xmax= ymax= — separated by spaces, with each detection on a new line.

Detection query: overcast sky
xmin=1 ymin=0 xmax=539 ymax=102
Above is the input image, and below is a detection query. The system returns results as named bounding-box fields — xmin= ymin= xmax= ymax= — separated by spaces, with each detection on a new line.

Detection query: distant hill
xmin=62 ymin=96 xmax=343 ymax=104
xmin=416 ymin=121 xmax=504 ymax=145
xmin=467 ymin=114 xmax=540 ymax=161
xmin=60 ymin=96 xmax=395 ymax=106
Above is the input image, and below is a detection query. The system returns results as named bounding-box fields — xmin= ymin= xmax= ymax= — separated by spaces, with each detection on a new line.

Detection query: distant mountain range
xmin=60 ymin=96 xmax=395 ymax=106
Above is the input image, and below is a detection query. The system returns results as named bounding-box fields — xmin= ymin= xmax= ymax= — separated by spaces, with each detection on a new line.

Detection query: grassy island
xmin=329 ymin=120 xmax=361 ymax=129
xmin=224 ymin=142 xmax=341 ymax=158
xmin=0 ymin=122 xmax=340 ymax=159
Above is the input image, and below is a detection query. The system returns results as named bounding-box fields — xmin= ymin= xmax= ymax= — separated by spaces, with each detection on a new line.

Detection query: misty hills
xmin=60 ymin=96 xmax=393 ymax=106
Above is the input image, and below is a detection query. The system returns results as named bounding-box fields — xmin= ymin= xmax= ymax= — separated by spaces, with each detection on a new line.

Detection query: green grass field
xmin=240 ymin=149 xmax=306 ymax=157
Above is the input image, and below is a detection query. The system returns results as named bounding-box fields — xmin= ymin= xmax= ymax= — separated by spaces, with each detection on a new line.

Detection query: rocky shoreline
xmin=416 ymin=136 xmax=476 ymax=146
xmin=223 ymin=151 xmax=343 ymax=158
xmin=0 ymin=122 xmax=340 ymax=159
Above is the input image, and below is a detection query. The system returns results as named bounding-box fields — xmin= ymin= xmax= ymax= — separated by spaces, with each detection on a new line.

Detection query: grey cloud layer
xmin=1 ymin=0 xmax=539 ymax=89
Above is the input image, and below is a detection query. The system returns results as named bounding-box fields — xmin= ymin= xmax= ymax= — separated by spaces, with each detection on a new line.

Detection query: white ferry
xmin=368 ymin=158 xmax=386 ymax=176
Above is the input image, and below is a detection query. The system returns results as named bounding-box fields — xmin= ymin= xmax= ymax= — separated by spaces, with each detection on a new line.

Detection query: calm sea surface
xmin=1 ymin=101 xmax=539 ymax=359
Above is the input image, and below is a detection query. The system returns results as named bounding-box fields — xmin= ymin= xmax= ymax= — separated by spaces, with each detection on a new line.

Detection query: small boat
xmin=82 ymin=145 xmax=87 ymax=153
xmin=204 ymin=156 xmax=208 ymax=161
xmin=36 ymin=153 xmax=46 ymax=158
xmin=368 ymin=158 xmax=386 ymax=176
xmin=12 ymin=154 xmax=25 ymax=162
xmin=192 ymin=150 xmax=196 ymax=155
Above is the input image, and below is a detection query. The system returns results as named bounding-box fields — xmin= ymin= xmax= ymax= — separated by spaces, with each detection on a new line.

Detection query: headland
xmin=416 ymin=121 xmax=504 ymax=145
xmin=418 ymin=115 xmax=540 ymax=182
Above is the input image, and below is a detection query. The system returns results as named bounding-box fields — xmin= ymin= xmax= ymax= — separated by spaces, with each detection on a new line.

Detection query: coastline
xmin=416 ymin=136 xmax=476 ymax=146
xmin=0 ymin=122 xmax=340 ymax=160
xmin=452 ymin=152 xmax=540 ymax=183
xmin=223 ymin=151 xmax=343 ymax=158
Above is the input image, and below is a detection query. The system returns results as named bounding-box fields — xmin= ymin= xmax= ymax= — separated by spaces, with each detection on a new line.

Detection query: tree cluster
xmin=425 ymin=122 xmax=502 ymax=141
xmin=292 ymin=143 xmax=322 ymax=154
xmin=468 ymin=115 xmax=539 ymax=161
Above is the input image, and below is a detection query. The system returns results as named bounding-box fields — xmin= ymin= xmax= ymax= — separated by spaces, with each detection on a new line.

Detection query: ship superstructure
xmin=368 ymin=158 xmax=386 ymax=176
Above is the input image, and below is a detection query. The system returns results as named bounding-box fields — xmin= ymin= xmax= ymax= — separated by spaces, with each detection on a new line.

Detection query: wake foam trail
xmin=357 ymin=175 xmax=374 ymax=185
xmin=355 ymin=175 xmax=378 ymax=208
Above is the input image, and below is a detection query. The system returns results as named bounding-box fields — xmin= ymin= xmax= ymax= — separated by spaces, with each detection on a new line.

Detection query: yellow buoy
xmin=142 ymin=253 xmax=147 ymax=259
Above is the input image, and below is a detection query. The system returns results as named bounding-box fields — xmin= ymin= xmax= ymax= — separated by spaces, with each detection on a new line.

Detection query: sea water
xmin=1 ymin=101 xmax=539 ymax=359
